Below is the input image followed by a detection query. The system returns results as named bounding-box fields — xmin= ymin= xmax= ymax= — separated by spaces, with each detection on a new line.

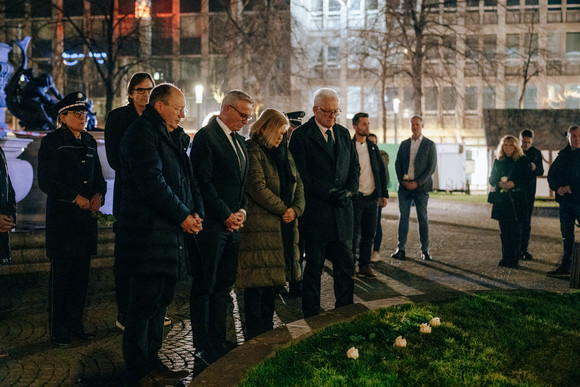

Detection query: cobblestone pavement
xmin=0 ymin=199 xmax=572 ymax=386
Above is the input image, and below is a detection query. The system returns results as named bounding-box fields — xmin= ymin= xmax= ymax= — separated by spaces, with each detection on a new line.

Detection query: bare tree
xmin=208 ymin=0 xmax=309 ymax=114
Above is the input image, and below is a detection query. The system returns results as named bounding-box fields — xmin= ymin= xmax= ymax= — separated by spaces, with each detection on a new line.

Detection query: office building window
xmin=565 ymin=84 xmax=580 ymax=108
xmin=442 ymin=87 xmax=456 ymax=111
xmin=425 ymin=87 xmax=438 ymax=111
xmin=347 ymin=87 xmax=361 ymax=118
xmin=506 ymin=34 xmax=519 ymax=59
xmin=483 ymin=86 xmax=496 ymax=108
xmin=505 ymin=85 xmax=519 ymax=108
xmin=363 ymin=87 xmax=379 ymax=116
xmin=465 ymin=86 xmax=478 ymax=111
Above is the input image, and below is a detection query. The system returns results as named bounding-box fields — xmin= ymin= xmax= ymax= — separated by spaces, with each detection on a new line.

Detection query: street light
xmin=393 ymin=97 xmax=400 ymax=144
xmin=195 ymin=84 xmax=203 ymax=130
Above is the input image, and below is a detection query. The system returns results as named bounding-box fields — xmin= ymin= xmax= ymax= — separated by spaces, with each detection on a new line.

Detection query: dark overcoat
xmin=237 ymin=138 xmax=305 ymax=289
xmin=104 ymin=103 xmax=139 ymax=217
xmin=289 ymin=116 xmax=359 ymax=241
xmin=0 ymin=147 xmax=16 ymax=263
xmin=114 ymin=105 xmax=203 ymax=279
xmin=190 ymin=117 xmax=248 ymax=232
xmin=38 ymin=127 xmax=107 ymax=257
xmin=489 ymin=156 xmax=531 ymax=222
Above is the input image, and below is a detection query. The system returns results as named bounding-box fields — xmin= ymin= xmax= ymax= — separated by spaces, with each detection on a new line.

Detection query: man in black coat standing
xmin=289 ymin=88 xmax=359 ymax=318
xmin=519 ymin=129 xmax=544 ymax=261
xmin=189 ymin=89 xmax=252 ymax=374
xmin=351 ymin=113 xmax=388 ymax=278
xmin=115 ymin=84 xmax=203 ymax=386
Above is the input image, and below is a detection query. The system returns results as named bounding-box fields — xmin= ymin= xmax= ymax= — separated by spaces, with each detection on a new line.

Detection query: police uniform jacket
xmin=114 ymin=105 xmax=204 ymax=279
xmin=38 ymin=127 xmax=107 ymax=258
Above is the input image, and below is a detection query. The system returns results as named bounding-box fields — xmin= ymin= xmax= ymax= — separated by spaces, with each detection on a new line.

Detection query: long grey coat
xmin=236 ymin=139 xmax=305 ymax=289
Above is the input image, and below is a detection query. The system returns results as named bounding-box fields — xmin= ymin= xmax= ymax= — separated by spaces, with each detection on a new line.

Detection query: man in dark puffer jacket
xmin=115 ymin=83 xmax=204 ymax=386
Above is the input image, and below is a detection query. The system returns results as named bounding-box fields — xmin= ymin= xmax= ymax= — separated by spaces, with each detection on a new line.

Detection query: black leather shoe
xmin=150 ymin=363 xmax=190 ymax=381
xmin=547 ymin=266 xmax=570 ymax=276
xmin=498 ymin=260 xmax=519 ymax=268
xmin=521 ymin=252 xmax=533 ymax=261
xmin=51 ymin=336 xmax=72 ymax=348
xmin=390 ymin=249 xmax=406 ymax=260
xmin=421 ymin=251 xmax=432 ymax=261
xmin=191 ymin=350 xmax=213 ymax=378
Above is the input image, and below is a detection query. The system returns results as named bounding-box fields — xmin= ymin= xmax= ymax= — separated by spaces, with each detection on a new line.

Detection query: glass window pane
xmin=465 ymin=86 xmax=478 ymax=111
xmin=505 ymin=85 xmax=518 ymax=108
xmin=364 ymin=87 xmax=379 ymax=116
xmin=566 ymin=32 xmax=580 ymax=53
xmin=565 ymin=84 xmax=580 ymax=109
xmin=483 ymin=86 xmax=496 ymax=108
xmin=546 ymin=84 xmax=562 ymax=108
xmin=347 ymin=87 xmax=361 ymax=117
xmin=442 ymin=87 xmax=456 ymax=111
xmin=506 ymin=34 xmax=519 ymax=58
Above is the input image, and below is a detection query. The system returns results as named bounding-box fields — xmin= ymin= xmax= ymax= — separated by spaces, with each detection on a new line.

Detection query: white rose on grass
xmin=430 ymin=317 xmax=441 ymax=326
xmin=347 ymin=347 xmax=359 ymax=359
xmin=419 ymin=323 xmax=432 ymax=334
xmin=393 ymin=336 xmax=407 ymax=348
xmin=501 ymin=176 xmax=508 ymax=183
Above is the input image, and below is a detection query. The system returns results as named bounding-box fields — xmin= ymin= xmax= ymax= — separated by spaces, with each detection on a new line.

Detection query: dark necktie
xmin=231 ymin=132 xmax=245 ymax=173
xmin=326 ymin=129 xmax=335 ymax=152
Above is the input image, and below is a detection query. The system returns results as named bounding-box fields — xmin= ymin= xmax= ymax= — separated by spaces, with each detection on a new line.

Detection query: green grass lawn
xmin=389 ymin=191 xmax=558 ymax=208
xmin=239 ymin=291 xmax=580 ymax=387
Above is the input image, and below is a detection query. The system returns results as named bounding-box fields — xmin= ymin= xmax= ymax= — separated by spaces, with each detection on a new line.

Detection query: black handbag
xmin=487 ymin=191 xmax=496 ymax=204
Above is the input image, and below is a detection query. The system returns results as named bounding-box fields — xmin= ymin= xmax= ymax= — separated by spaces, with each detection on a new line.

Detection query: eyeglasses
xmin=164 ymin=103 xmax=188 ymax=116
xmin=316 ymin=106 xmax=341 ymax=117
xmin=134 ymin=87 xmax=153 ymax=94
xmin=228 ymin=105 xmax=252 ymax=122
xmin=66 ymin=111 xmax=87 ymax=119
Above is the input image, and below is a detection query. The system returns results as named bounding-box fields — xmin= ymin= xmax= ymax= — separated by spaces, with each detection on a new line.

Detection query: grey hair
xmin=410 ymin=115 xmax=423 ymax=123
xmin=313 ymin=88 xmax=340 ymax=106
xmin=221 ymin=89 xmax=254 ymax=110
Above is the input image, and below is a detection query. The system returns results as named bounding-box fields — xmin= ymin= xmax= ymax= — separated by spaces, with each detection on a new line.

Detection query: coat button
xmin=179 ymin=245 xmax=183 ymax=250
xmin=83 ymin=180 xmax=88 ymax=184
xmin=82 ymin=160 xmax=86 ymax=163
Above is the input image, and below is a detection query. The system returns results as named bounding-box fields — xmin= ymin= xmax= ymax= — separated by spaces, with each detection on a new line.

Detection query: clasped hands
xmin=224 ymin=210 xmax=246 ymax=232
xmin=557 ymin=185 xmax=572 ymax=196
xmin=498 ymin=180 xmax=515 ymax=190
xmin=181 ymin=213 xmax=203 ymax=234
xmin=0 ymin=214 xmax=15 ymax=232
xmin=402 ymin=180 xmax=419 ymax=190
xmin=74 ymin=193 xmax=103 ymax=212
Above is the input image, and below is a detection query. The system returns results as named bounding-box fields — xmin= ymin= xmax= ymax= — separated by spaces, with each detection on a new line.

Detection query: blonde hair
xmin=496 ymin=135 xmax=524 ymax=160
xmin=249 ymin=109 xmax=289 ymax=148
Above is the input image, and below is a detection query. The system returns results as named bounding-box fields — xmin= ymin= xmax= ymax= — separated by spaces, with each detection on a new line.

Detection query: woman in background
xmin=489 ymin=135 xmax=531 ymax=268
xmin=237 ymin=109 xmax=305 ymax=339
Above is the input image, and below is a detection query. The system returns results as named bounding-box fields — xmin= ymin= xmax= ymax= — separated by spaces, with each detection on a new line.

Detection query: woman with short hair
xmin=38 ymin=91 xmax=107 ymax=347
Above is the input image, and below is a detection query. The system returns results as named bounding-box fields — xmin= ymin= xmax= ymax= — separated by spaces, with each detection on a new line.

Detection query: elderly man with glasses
xmin=189 ymin=89 xmax=253 ymax=375
xmin=289 ymin=88 xmax=359 ymax=318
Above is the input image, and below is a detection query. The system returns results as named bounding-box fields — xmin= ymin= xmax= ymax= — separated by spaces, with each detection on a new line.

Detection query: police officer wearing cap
xmin=38 ymin=91 xmax=107 ymax=347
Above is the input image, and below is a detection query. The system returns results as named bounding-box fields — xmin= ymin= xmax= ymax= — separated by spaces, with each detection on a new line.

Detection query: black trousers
xmin=519 ymin=191 xmax=535 ymax=254
xmin=243 ymin=287 xmax=276 ymax=340
xmin=499 ymin=219 xmax=521 ymax=265
xmin=190 ymin=230 xmax=239 ymax=353
xmin=123 ymin=275 xmax=176 ymax=381
xmin=49 ymin=256 xmax=91 ymax=340
xmin=302 ymin=239 xmax=354 ymax=318
xmin=352 ymin=194 xmax=379 ymax=268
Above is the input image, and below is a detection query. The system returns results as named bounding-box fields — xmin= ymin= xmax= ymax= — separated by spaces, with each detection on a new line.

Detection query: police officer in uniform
xmin=38 ymin=91 xmax=107 ymax=347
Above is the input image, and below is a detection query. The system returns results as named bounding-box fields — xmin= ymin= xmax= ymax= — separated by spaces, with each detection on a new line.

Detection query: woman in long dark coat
xmin=489 ymin=135 xmax=531 ymax=268
xmin=38 ymin=91 xmax=107 ymax=347
xmin=237 ymin=109 xmax=305 ymax=339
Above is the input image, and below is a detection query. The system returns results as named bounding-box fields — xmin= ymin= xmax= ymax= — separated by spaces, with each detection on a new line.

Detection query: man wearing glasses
xmin=115 ymin=83 xmax=203 ymax=386
xmin=289 ymin=88 xmax=359 ymax=318
xmin=189 ymin=89 xmax=253 ymax=375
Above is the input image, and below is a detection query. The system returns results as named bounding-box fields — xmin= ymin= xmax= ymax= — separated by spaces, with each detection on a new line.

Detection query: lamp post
xmin=195 ymin=84 xmax=203 ymax=130
xmin=393 ymin=97 xmax=400 ymax=144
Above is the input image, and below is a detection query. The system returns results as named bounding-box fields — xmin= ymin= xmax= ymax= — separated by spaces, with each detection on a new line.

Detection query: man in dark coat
xmin=38 ymin=91 xmax=107 ymax=347
xmin=104 ymin=72 xmax=155 ymax=331
xmin=519 ymin=129 xmax=544 ymax=261
xmin=115 ymin=84 xmax=203 ymax=386
xmin=391 ymin=115 xmax=437 ymax=261
xmin=351 ymin=113 xmax=388 ymax=278
xmin=547 ymin=125 xmax=580 ymax=276
xmin=289 ymin=88 xmax=359 ymax=318
xmin=0 ymin=145 xmax=16 ymax=359
xmin=189 ymin=89 xmax=252 ymax=374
